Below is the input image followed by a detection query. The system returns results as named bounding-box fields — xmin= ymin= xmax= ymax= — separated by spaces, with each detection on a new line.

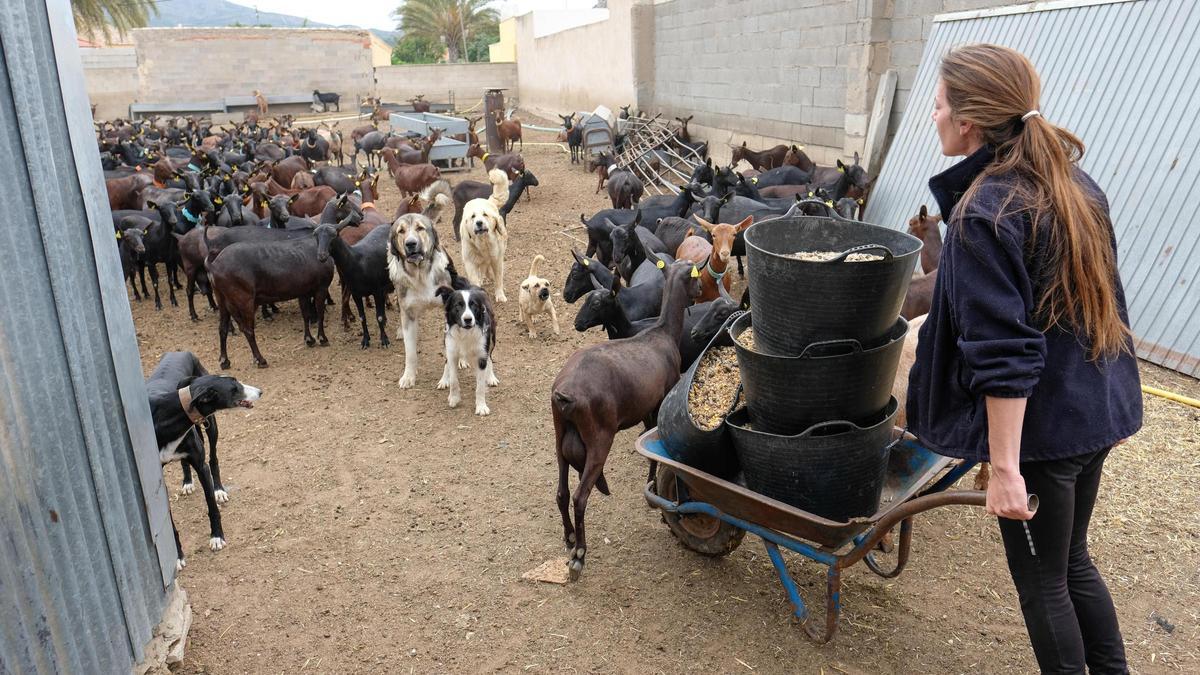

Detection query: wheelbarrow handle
xmin=842 ymin=489 xmax=986 ymax=570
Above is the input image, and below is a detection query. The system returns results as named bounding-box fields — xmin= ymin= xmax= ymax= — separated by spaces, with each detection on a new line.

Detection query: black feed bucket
xmin=744 ymin=201 xmax=921 ymax=354
xmin=726 ymin=397 xmax=899 ymax=522
xmin=658 ymin=312 xmax=743 ymax=480
xmin=730 ymin=312 xmax=907 ymax=436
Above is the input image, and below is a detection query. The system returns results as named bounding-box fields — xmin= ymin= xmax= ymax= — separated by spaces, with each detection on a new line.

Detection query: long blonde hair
xmin=941 ymin=44 xmax=1131 ymax=361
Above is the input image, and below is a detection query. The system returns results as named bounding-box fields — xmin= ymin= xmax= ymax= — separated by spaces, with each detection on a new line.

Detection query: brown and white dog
xmin=386 ymin=182 xmax=462 ymax=388
xmin=460 ymin=169 xmax=509 ymax=302
xmin=518 ymin=254 xmax=560 ymax=337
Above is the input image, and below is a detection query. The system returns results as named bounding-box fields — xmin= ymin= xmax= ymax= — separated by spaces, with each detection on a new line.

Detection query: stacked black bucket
xmin=725 ymin=203 xmax=922 ymax=522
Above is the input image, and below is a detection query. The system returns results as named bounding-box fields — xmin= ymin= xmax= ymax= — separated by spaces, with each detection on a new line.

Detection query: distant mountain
xmin=147 ymin=0 xmax=398 ymax=44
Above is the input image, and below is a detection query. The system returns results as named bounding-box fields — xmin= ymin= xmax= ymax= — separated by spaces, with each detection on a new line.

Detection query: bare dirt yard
xmin=131 ymin=120 xmax=1199 ymax=674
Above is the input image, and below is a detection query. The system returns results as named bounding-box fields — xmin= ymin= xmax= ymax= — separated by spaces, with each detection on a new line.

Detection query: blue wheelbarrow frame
xmin=637 ymin=428 xmax=985 ymax=643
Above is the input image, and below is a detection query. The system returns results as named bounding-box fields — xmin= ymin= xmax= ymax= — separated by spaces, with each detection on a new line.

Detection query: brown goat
xmin=552 ymin=261 xmax=701 ymax=580
xmin=908 ymin=204 xmax=943 ymax=275
xmin=493 ymin=111 xmax=523 ymax=152
xmin=106 ymin=173 xmax=153 ymax=211
xmin=290 ymin=171 xmax=315 ymax=190
xmin=408 ymin=94 xmax=431 ymax=113
xmin=287 ymin=186 xmax=338 ymax=218
xmin=731 ymin=141 xmax=788 ymax=171
xmin=674 ymin=216 xmax=751 ymax=302
xmin=391 ymin=163 xmax=441 ymax=197
xmin=270 ymin=155 xmax=309 ymax=187
xmin=782 ymin=144 xmax=816 ymax=173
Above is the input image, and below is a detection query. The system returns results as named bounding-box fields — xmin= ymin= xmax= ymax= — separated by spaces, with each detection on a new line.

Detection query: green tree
xmin=465 ymin=21 xmax=499 ymax=63
xmin=72 ymin=0 xmax=157 ymax=41
xmin=391 ymin=33 xmax=443 ymax=64
xmin=392 ymin=0 xmax=498 ymax=63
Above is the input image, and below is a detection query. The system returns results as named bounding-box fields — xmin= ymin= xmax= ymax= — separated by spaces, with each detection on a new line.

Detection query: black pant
xmin=998 ymin=448 xmax=1126 ymax=674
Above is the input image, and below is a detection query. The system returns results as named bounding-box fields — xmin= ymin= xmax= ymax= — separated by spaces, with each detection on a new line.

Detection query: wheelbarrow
xmin=637 ymin=428 xmax=985 ymax=643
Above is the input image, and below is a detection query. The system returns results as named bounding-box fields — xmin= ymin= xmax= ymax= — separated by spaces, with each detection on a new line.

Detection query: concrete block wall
xmin=375 ymin=63 xmax=518 ymax=109
xmin=643 ymin=0 xmax=1037 ymax=170
xmin=80 ymin=48 xmax=137 ymax=119
xmin=132 ymin=28 xmax=374 ymax=108
xmin=513 ymin=0 xmax=638 ymax=120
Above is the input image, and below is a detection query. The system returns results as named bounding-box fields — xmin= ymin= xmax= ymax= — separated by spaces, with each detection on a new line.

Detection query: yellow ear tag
xmin=838 ymin=166 xmax=845 ymax=173
xmin=857 ymin=198 xmax=864 ymax=205
xmin=115 ymin=231 xmax=122 ymax=239
xmin=751 ymin=177 xmax=758 ymax=184
xmin=215 ymin=197 xmax=223 ymax=205
xmin=355 ymin=181 xmax=361 ymax=187
xmin=690 ymin=266 xmax=700 ymax=278
xmin=656 ymin=259 xmax=665 ymax=269
xmin=797 ymin=145 xmax=805 ymax=150
xmin=808 ymin=192 xmax=814 ymax=197
xmin=261 ymin=200 xmax=268 ymax=208
xmin=826 ymin=200 xmax=834 ymax=207
xmin=581 ymin=258 xmax=589 ymax=266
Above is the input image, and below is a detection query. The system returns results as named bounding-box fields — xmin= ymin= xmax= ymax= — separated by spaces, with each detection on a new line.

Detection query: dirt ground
xmin=128 ymin=120 xmax=1200 ymax=674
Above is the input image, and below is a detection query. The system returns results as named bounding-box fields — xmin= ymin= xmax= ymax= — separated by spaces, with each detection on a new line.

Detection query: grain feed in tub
xmin=687 ymin=346 xmax=740 ymax=430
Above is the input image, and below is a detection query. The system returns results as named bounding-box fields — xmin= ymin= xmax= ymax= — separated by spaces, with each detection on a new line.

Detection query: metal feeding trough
xmin=575 ymin=111 xmax=615 ymax=158
xmin=388 ymin=111 xmax=469 ymax=170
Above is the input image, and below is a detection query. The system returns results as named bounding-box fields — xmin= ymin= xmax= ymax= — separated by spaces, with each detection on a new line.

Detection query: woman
xmin=907 ymin=44 xmax=1143 ymax=673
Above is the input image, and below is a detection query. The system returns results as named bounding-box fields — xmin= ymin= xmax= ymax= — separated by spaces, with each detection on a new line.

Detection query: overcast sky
xmin=227 ymin=0 xmax=400 ymax=31
xmin=224 ymin=1 xmax=577 ymax=31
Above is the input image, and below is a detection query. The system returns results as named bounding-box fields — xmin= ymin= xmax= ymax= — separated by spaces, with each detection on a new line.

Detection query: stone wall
xmin=132 ymin=28 xmax=375 ymax=108
xmin=374 ymin=63 xmax=518 ymax=109
xmin=80 ymin=47 xmax=137 ymax=120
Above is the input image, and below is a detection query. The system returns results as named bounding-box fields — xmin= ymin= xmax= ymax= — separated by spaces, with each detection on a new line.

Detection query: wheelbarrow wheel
xmin=656 ymin=467 xmax=745 ymax=556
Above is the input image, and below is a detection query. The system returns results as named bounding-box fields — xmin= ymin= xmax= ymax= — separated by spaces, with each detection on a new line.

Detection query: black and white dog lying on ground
xmin=436 ymin=285 xmax=498 ymax=416
xmin=146 ymin=351 xmax=260 ymax=569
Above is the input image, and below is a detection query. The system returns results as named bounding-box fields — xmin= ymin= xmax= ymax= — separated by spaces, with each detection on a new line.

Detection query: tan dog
xmin=254 ymin=90 xmax=268 ymax=116
xmin=460 ymin=169 xmax=509 ymax=302
xmin=518 ymin=255 xmax=560 ymax=337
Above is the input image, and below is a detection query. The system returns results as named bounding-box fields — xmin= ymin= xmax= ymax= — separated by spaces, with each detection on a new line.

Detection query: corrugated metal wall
xmin=1 ymin=1 xmax=176 ymax=673
xmin=863 ymin=0 xmax=1200 ymax=377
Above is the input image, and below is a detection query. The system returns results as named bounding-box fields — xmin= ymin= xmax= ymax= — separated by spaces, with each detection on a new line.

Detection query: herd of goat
xmin=98 ymin=108 xmax=945 ymax=575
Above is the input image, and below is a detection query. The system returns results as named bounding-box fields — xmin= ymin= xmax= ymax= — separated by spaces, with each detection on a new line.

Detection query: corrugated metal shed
xmin=864 ymin=0 xmax=1200 ymax=377
xmin=1 ymin=1 xmax=176 ymax=673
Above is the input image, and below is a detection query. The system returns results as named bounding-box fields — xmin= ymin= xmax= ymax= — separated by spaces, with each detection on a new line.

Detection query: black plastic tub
xmin=725 ymin=397 xmax=899 ymax=522
xmin=743 ymin=202 xmax=921 ymax=354
xmin=658 ymin=312 xmax=743 ymax=480
xmin=729 ymin=312 xmax=907 ymax=436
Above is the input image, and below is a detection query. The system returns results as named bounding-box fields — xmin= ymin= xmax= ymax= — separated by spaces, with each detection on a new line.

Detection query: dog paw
xmin=176 ymin=558 xmax=186 ymax=572
xmin=209 ymin=537 xmax=226 ymax=552
xmin=475 ymin=401 xmax=491 ymax=416
xmin=527 ymin=331 xmax=537 ymax=338
xmin=486 ymin=374 xmax=499 ymax=387
xmin=496 ymin=290 xmax=508 ymax=303
xmin=447 ymin=393 xmax=461 ymax=408
xmin=181 ymin=482 xmax=195 ymax=496
xmin=398 ymin=372 xmax=416 ymax=389
xmin=457 ymin=359 xmax=470 ymax=370
xmin=436 ymin=374 xmax=451 ymax=390
xmin=214 ymin=488 xmax=229 ymax=504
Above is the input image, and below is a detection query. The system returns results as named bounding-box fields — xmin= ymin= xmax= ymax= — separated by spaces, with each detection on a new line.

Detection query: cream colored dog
xmin=518 ymin=254 xmax=560 ymax=337
xmin=460 ymin=169 xmax=509 ymax=302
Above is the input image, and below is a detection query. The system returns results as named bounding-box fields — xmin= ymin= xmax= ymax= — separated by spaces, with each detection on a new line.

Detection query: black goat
xmin=315 ymin=222 xmax=393 ymax=349
xmin=312 ymin=90 xmax=340 ymax=112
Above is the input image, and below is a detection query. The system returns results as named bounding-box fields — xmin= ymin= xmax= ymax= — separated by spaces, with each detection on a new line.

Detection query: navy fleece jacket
xmin=906 ymin=145 xmax=1142 ymax=463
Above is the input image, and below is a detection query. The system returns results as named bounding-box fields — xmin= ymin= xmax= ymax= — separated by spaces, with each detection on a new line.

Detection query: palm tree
xmin=72 ymin=0 xmax=158 ymax=41
xmin=393 ymin=0 xmax=498 ymax=63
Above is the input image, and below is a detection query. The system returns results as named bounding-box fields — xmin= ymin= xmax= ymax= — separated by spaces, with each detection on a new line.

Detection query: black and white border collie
xmin=146 ymin=352 xmax=261 ymax=570
xmin=436 ymin=285 xmax=498 ymax=415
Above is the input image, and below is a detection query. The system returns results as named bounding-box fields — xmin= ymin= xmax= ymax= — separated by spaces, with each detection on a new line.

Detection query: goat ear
xmin=919 ymin=204 xmax=928 ymax=219
xmin=736 ymin=215 xmax=754 ymax=233
xmin=589 ymin=273 xmax=606 ymax=291
xmin=145 ymin=200 xmax=158 ymax=210
xmin=721 ymin=192 xmax=732 ymax=205
xmin=288 ymin=194 xmax=298 ymax=205
xmin=694 ymin=216 xmax=715 ymax=233
xmin=705 ymin=157 xmax=712 ymax=168
xmin=632 ymin=210 xmax=642 ymax=228
xmin=853 ymin=151 xmax=860 ymax=164
xmin=741 ymin=141 xmax=747 ymax=147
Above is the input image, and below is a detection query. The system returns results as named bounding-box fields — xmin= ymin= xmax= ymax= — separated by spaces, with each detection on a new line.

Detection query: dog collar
xmin=177 ymin=387 xmax=208 ymax=427
xmin=705 ymin=259 xmax=726 ymax=282
xmin=181 ymin=207 xmax=199 ymax=224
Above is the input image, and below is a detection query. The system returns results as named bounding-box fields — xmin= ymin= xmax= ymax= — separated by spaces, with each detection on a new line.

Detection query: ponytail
xmin=941 ymin=44 xmax=1131 ymax=361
